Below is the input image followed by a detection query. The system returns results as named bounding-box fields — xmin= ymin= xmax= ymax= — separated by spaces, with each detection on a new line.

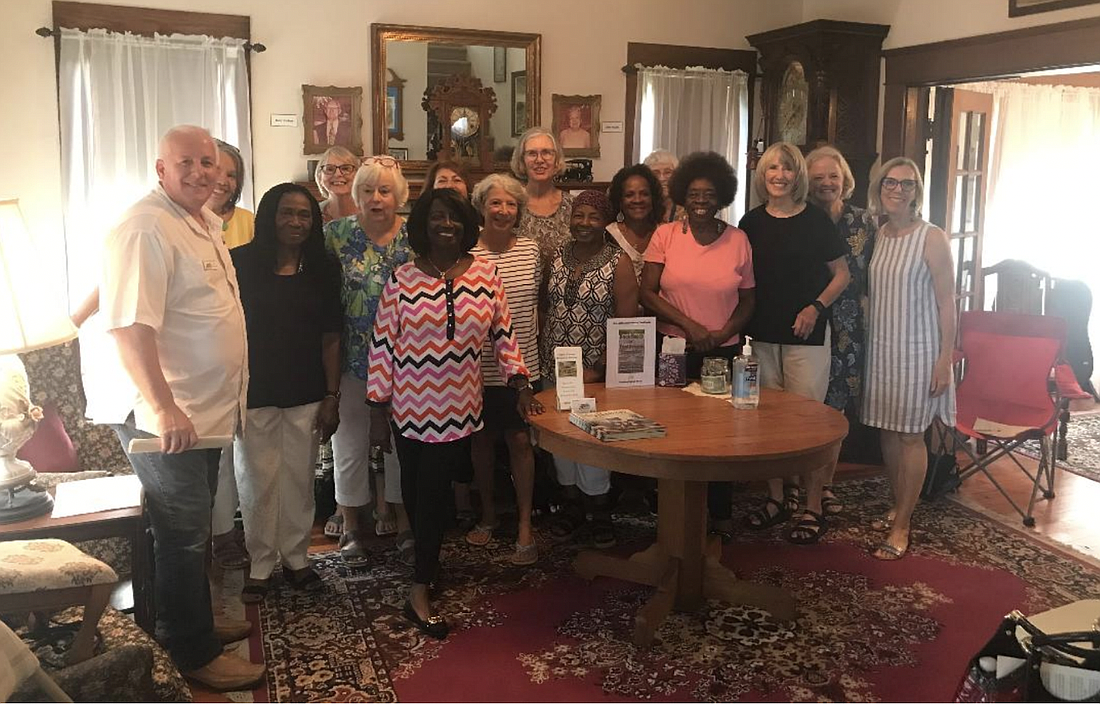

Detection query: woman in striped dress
xmin=367 ymin=187 xmax=542 ymax=638
xmin=862 ymin=157 xmax=956 ymax=561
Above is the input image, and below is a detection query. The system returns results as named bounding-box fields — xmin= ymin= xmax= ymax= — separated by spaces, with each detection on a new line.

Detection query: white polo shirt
xmin=87 ymin=187 xmax=248 ymax=438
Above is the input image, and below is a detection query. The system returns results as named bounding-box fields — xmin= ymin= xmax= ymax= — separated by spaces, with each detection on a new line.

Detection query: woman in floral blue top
xmin=323 ymin=156 xmax=413 ymax=566
xmin=806 ymin=146 xmax=877 ymax=514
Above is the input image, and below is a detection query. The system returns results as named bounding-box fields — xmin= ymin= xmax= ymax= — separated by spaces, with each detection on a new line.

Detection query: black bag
xmin=922 ymin=424 xmax=961 ymax=500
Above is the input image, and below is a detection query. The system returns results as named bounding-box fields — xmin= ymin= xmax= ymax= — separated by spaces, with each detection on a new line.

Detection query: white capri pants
xmin=553 ymin=457 xmax=611 ymax=497
xmin=753 ymin=324 xmax=831 ymax=402
xmin=211 ymin=448 xmax=238 ymax=536
xmin=332 ymin=371 xmax=402 ymax=506
xmin=234 ymin=402 xmax=321 ymax=580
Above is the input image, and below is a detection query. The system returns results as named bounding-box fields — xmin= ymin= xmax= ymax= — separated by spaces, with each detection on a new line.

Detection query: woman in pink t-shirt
xmin=640 ymin=151 xmax=755 ymax=541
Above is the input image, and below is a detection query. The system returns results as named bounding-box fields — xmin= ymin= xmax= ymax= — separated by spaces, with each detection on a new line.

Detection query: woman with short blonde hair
xmin=738 ymin=141 xmax=850 ymax=544
xmin=315 ymin=146 xmax=361 ymax=224
xmin=643 ymin=149 xmax=680 ymax=222
xmin=512 ymin=127 xmax=573 ymax=269
xmin=862 ymin=156 xmax=955 ymax=561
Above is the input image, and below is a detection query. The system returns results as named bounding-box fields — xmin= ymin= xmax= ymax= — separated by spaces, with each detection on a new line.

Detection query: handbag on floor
xmin=955 ymin=609 xmax=1100 ymax=702
xmin=922 ymin=423 xmax=961 ymax=500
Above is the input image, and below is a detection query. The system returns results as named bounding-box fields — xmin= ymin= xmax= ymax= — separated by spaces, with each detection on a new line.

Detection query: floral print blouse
xmin=517 ymin=190 xmax=574 ymax=271
xmin=826 ymin=203 xmax=877 ymax=413
xmin=323 ymin=215 xmax=413 ymax=380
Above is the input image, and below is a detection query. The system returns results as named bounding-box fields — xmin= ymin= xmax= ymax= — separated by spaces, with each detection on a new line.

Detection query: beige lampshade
xmin=0 ymin=199 xmax=78 ymax=355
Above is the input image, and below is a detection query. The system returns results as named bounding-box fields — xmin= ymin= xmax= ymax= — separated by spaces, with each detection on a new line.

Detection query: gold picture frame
xmin=302 ymin=84 xmax=364 ymax=156
xmin=551 ymin=94 xmax=600 ymax=158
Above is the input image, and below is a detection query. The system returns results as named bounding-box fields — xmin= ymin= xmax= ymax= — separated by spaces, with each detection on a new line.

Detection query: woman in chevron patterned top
xmin=367 ymin=187 xmax=542 ymax=639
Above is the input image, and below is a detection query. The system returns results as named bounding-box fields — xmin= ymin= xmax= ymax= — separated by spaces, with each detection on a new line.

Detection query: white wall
xmin=801 ymin=0 xmax=1100 ymax=48
xmin=0 ymin=0 xmax=803 ymax=257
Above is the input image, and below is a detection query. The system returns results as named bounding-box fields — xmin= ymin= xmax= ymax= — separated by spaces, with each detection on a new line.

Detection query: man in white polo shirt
xmin=92 ymin=125 xmax=262 ymax=690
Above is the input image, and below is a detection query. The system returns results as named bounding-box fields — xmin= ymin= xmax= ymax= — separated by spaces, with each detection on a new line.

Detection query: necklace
xmin=426 ymin=255 xmax=461 ymax=280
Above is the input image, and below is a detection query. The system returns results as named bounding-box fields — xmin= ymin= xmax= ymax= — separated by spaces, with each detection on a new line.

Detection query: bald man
xmin=89 ymin=125 xmax=262 ymax=690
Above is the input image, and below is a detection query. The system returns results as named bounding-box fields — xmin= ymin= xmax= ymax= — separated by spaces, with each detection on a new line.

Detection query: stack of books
xmin=568 ymin=409 xmax=667 ymax=442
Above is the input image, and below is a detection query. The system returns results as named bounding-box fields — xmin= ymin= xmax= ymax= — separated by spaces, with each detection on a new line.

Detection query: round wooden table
xmin=530 ymin=384 xmax=848 ymax=646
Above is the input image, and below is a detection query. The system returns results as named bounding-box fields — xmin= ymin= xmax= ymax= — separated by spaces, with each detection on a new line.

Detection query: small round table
xmin=530 ymin=384 xmax=848 ymax=646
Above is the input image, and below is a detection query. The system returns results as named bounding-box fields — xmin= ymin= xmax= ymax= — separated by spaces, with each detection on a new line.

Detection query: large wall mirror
xmin=370 ymin=24 xmax=541 ymax=172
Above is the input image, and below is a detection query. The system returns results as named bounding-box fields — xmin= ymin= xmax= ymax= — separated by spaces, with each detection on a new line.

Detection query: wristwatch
xmin=509 ymin=375 xmax=531 ymax=392
xmin=811 ymin=300 xmax=827 ymax=315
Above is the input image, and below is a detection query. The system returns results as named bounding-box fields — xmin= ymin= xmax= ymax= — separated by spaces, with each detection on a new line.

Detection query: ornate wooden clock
xmin=747 ymin=20 xmax=890 ymax=207
xmin=422 ymin=74 xmax=498 ymax=172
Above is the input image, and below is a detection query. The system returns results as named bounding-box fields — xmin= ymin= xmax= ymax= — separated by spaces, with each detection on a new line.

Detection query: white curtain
xmin=633 ymin=65 xmax=749 ymax=223
xmin=59 ymin=27 xmax=252 ymax=306
xmin=970 ymin=79 xmax=1100 ymax=359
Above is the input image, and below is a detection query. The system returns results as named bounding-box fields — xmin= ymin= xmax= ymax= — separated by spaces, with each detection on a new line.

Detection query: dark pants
xmin=393 ymin=429 xmax=472 ymax=584
xmin=682 ymin=338 xmax=743 ymax=522
xmin=111 ymin=418 xmax=223 ymax=671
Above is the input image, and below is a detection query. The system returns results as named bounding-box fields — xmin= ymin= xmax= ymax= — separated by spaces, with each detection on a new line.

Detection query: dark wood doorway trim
xmin=882 ymin=16 xmax=1100 ymax=163
xmin=622 ymin=42 xmax=757 ymax=168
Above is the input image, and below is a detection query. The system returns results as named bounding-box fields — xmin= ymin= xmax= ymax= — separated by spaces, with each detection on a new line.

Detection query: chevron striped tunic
xmin=366 ymin=258 xmax=529 ymax=442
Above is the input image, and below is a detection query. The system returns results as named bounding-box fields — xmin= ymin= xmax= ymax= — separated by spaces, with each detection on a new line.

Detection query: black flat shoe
xmin=403 ymin=601 xmax=449 ymax=640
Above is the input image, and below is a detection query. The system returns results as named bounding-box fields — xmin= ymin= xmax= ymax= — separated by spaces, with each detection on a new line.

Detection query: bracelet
xmin=324 ymin=390 xmax=341 ymax=401
xmin=508 ymin=375 xmax=531 ymax=392
xmin=811 ymin=300 xmax=826 ymax=315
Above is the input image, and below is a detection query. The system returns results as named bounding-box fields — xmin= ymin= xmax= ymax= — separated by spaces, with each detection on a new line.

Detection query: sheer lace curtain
xmin=59 ymin=27 xmax=252 ymax=306
xmin=633 ymin=65 xmax=749 ymax=223
xmin=970 ymin=79 xmax=1100 ymax=354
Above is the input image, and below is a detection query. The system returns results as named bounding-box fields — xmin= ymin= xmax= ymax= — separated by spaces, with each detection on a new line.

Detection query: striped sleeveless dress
xmin=861 ymin=222 xmax=956 ymax=433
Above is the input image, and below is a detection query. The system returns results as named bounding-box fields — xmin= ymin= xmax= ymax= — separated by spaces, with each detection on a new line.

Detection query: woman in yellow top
xmin=208 ymin=139 xmax=255 ymax=250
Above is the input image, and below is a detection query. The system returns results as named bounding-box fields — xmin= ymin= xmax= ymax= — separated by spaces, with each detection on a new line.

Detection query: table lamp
xmin=0 ymin=199 xmax=78 ymax=522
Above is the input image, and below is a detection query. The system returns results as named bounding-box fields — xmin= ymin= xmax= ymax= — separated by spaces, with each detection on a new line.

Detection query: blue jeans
xmin=111 ymin=418 xmax=223 ymax=670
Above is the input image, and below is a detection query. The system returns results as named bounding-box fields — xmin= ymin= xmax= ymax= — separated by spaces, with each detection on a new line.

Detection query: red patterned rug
xmin=253 ymin=477 xmax=1100 ymax=702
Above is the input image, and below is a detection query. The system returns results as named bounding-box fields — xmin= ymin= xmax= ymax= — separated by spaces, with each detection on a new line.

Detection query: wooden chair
xmin=0 ymin=538 xmax=118 ymax=665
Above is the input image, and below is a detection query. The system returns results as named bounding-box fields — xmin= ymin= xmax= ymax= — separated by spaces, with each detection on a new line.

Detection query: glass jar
xmin=700 ymin=357 xmax=730 ymax=394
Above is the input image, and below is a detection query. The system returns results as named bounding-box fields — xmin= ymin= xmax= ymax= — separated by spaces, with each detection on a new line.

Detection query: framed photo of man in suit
xmin=303 ymin=85 xmax=364 ymax=155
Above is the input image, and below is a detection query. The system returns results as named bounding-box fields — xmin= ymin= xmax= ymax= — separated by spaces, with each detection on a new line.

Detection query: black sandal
xmin=787 ymin=510 xmax=827 ymax=544
xmin=821 ymin=486 xmax=844 ymax=516
xmin=240 ymin=578 xmax=269 ymax=604
xmin=549 ymin=503 xmax=586 ymax=542
xmin=782 ymin=483 xmax=802 ymax=514
xmin=744 ymin=497 xmax=791 ymax=530
xmin=285 ymin=566 xmax=324 ymax=593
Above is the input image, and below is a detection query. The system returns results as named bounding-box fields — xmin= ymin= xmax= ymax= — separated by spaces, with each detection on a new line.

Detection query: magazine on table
xmin=568 ymin=408 xmax=666 ymax=442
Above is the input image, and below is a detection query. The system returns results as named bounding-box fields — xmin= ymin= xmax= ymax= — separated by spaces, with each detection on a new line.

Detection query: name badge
xmin=202 ymin=260 xmax=218 ymax=271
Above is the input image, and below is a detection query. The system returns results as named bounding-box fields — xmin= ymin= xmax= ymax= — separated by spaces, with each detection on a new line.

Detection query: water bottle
xmin=732 ymin=338 xmax=760 ymax=409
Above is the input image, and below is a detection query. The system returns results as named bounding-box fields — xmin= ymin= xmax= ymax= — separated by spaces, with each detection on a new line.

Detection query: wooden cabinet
xmin=747 ymin=20 xmax=889 ymax=206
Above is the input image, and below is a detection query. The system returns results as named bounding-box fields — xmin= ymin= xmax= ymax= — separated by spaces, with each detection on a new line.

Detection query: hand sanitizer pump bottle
xmin=732 ymin=338 xmax=760 ymax=409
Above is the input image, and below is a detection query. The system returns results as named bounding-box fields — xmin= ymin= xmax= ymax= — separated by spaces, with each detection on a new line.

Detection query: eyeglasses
xmin=320 ymin=164 xmax=357 ymax=176
xmin=364 ymin=155 xmax=401 ymax=170
xmin=523 ymin=149 xmax=556 ymax=162
xmin=882 ymin=177 xmax=917 ymax=192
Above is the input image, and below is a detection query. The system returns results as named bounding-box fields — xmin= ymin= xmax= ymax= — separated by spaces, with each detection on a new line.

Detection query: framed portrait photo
xmin=551 ymin=94 xmax=601 ymax=158
xmin=512 ymin=71 xmax=527 ymax=137
xmin=389 ymin=147 xmax=408 ymax=160
xmin=303 ymin=84 xmax=363 ymax=156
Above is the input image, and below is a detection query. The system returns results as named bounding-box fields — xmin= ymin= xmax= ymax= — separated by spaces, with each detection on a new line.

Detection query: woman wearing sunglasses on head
xmin=323 ymin=155 xmax=415 ymax=568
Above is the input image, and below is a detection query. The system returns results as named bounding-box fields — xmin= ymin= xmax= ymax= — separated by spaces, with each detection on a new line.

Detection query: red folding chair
xmin=954 ymin=311 xmax=1066 ymax=526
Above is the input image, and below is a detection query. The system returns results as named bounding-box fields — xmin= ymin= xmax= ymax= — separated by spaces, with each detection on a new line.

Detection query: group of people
xmin=86 ymin=121 xmax=956 ymax=690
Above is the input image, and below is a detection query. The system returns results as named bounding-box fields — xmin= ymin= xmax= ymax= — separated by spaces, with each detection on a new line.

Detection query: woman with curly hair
xmin=640 ymin=151 xmax=755 ymax=540
xmin=739 ymin=142 xmax=850 ymax=544
xmin=607 ymin=164 xmax=663 ymax=280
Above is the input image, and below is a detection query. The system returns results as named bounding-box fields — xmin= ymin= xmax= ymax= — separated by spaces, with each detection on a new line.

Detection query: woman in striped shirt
xmin=367 ymin=187 xmax=542 ymax=638
xmin=465 ymin=174 xmax=543 ymax=565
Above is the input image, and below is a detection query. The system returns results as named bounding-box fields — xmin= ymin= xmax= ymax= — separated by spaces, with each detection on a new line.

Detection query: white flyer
xmin=606 ymin=317 xmax=656 ymax=388
xmin=554 ymin=346 xmax=585 ymax=411
xmin=52 ymin=474 xmax=143 ymax=518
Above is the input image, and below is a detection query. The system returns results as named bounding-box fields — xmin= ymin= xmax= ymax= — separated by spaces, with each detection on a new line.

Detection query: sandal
xmin=872 ymin=540 xmax=909 ymax=561
xmin=709 ymin=518 xmax=735 ymax=545
xmin=510 ymin=541 xmax=539 ymax=566
xmin=821 ymin=486 xmax=844 ymax=516
xmin=339 ymin=530 xmax=370 ymax=568
xmin=782 ymin=483 xmax=802 ymax=514
xmin=870 ymin=515 xmax=894 ymax=533
xmin=787 ymin=510 xmax=827 ymax=544
xmin=240 ymin=577 xmax=269 ymax=604
xmin=323 ymin=513 xmax=343 ymax=539
xmin=744 ymin=497 xmax=791 ymax=530
xmin=374 ymin=509 xmax=397 ymax=537
xmin=212 ymin=530 xmax=250 ymax=570
xmin=465 ymin=523 xmax=496 ymax=547
xmin=285 ymin=566 xmax=325 ymax=593
xmin=590 ymin=519 xmax=616 ymax=549
xmin=396 ymin=530 xmax=416 ymax=567
xmin=549 ymin=504 xmax=586 ymax=542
